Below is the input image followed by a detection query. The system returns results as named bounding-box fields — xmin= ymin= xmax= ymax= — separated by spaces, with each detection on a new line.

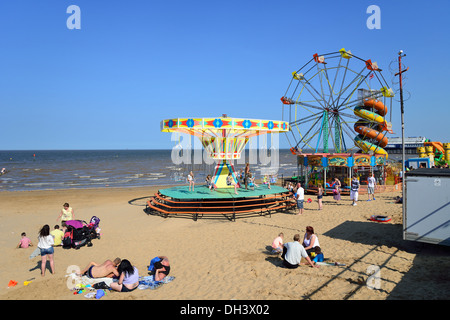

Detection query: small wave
xmin=24 ymin=182 xmax=65 ymax=186
xmin=78 ymin=176 xmax=91 ymax=179
xmin=90 ymin=178 xmax=109 ymax=182
xmin=115 ymin=179 xmax=132 ymax=183
xmin=125 ymin=174 xmax=145 ymax=179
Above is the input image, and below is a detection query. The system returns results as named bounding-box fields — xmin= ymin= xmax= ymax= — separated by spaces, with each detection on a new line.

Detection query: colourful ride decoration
xmin=416 ymin=140 xmax=450 ymax=167
xmin=354 ymin=98 xmax=393 ymax=157
xmin=281 ymin=48 xmax=394 ymax=156
xmin=161 ymin=115 xmax=290 ymax=188
xmin=281 ymin=49 xmax=397 ymax=194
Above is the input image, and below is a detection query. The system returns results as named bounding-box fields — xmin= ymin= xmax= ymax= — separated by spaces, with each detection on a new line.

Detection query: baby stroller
xmin=62 ymin=217 xmax=100 ymax=250
xmin=87 ymin=216 xmax=101 ymax=240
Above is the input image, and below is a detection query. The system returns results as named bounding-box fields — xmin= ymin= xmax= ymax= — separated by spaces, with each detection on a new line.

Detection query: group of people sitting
xmin=271 ymin=226 xmax=323 ymax=269
xmin=77 ymin=256 xmax=171 ymax=293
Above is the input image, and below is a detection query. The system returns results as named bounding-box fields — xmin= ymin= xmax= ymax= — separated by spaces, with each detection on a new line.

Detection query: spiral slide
xmin=353 ymin=99 xmax=391 ymax=157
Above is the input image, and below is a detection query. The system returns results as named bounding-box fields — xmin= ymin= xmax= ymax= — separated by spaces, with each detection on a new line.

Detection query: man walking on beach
xmin=78 ymin=258 xmax=121 ymax=278
xmin=350 ymin=176 xmax=360 ymax=206
xmin=367 ymin=172 xmax=377 ymax=201
xmin=295 ymin=182 xmax=304 ymax=215
xmin=281 ymin=234 xmax=318 ymax=268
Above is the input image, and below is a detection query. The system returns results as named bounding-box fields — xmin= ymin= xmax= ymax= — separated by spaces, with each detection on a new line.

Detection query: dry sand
xmin=1 ymin=185 xmax=450 ymax=301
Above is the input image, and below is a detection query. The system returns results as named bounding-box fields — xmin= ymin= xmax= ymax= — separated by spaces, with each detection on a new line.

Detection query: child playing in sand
xmin=310 ymin=246 xmax=324 ymax=263
xmin=17 ymin=232 xmax=33 ymax=248
xmin=271 ymin=233 xmax=284 ymax=254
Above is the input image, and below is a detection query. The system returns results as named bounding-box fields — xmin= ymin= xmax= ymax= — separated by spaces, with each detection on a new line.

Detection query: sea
xmin=0 ymin=149 xmax=301 ymax=192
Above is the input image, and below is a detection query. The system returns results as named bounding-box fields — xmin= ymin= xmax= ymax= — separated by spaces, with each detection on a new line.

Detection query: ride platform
xmin=145 ymin=185 xmax=295 ymax=221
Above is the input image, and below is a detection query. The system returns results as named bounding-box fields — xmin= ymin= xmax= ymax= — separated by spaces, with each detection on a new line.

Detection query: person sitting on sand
xmin=205 ymin=175 xmax=217 ymax=191
xmin=152 ymin=256 xmax=171 ymax=281
xmin=302 ymin=226 xmax=320 ymax=257
xmin=281 ymin=234 xmax=318 ymax=269
xmin=187 ymin=171 xmax=195 ymax=191
xmin=109 ymin=259 xmax=139 ymax=292
xmin=271 ymin=232 xmax=284 ymax=254
xmin=17 ymin=232 xmax=33 ymax=248
xmin=226 ymin=172 xmax=239 ymax=195
xmin=311 ymin=247 xmax=324 ymax=263
xmin=50 ymin=225 xmax=64 ymax=247
xmin=78 ymin=258 xmax=122 ymax=279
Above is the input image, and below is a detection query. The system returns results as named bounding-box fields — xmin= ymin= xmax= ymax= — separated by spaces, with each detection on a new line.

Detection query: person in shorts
xmin=350 ymin=176 xmax=360 ymax=206
xmin=367 ymin=173 xmax=377 ymax=201
xmin=37 ymin=225 xmax=55 ymax=276
xmin=295 ymin=183 xmax=304 ymax=215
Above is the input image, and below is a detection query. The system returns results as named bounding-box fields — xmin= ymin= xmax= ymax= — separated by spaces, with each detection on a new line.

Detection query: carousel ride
xmin=281 ymin=49 xmax=396 ymax=194
xmin=146 ymin=115 xmax=295 ymax=221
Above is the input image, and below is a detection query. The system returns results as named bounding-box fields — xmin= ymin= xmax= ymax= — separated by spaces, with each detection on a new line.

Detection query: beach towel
xmin=66 ymin=272 xmax=115 ymax=290
xmin=138 ymin=275 xmax=175 ymax=290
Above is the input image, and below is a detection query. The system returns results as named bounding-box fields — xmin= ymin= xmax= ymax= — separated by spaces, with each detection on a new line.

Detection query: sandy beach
xmin=1 ymin=184 xmax=450 ymax=301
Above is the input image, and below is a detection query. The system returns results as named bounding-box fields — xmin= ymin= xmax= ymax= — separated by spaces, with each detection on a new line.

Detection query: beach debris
xmin=370 ymin=215 xmax=391 ymax=223
xmin=315 ymin=262 xmax=346 ymax=267
xmin=8 ymin=280 xmax=18 ymax=287
xmin=95 ymin=289 xmax=106 ymax=299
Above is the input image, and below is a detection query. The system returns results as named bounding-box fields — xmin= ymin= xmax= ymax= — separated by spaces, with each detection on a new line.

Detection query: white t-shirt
xmin=38 ymin=235 xmax=54 ymax=249
xmin=303 ymin=234 xmax=320 ymax=248
xmin=284 ymin=241 xmax=308 ymax=265
xmin=368 ymin=176 xmax=376 ymax=188
xmin=296 ymin=187 xmax=305 ymax=201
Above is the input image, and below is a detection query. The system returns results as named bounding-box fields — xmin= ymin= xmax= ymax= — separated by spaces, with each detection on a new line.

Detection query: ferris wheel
xmin=281 ymin=48 xmax=395 ymax=157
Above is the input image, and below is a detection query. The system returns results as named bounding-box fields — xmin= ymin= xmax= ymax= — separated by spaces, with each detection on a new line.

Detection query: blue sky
xmin=0 ymin=0 xmax=449 ymax=150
